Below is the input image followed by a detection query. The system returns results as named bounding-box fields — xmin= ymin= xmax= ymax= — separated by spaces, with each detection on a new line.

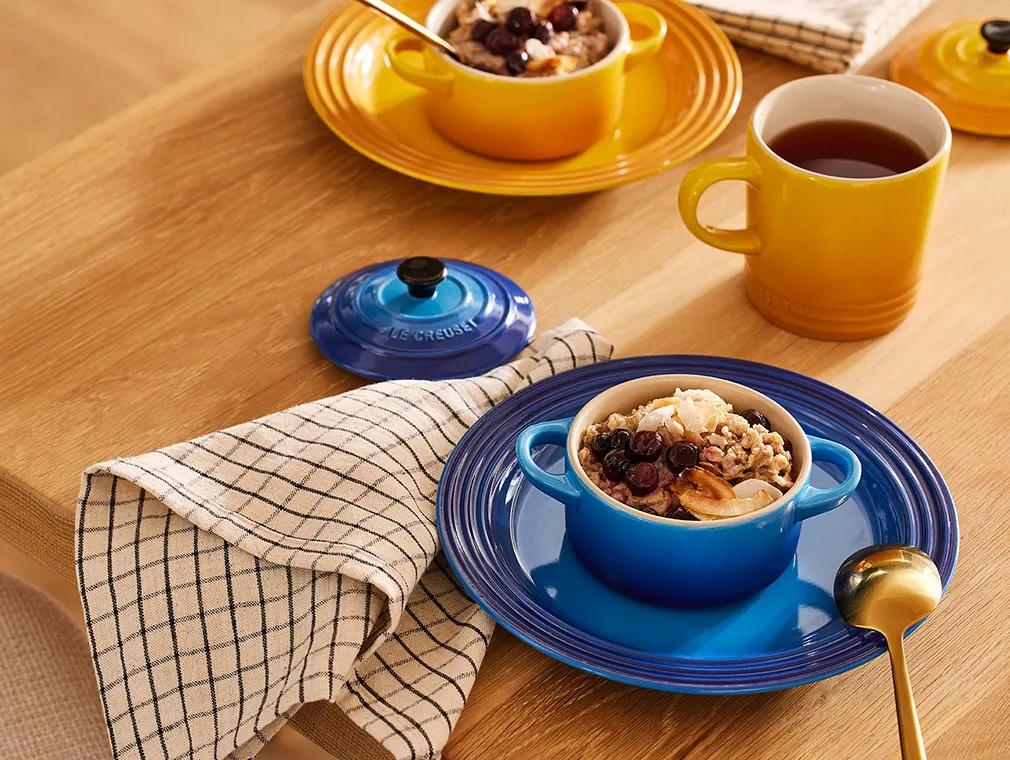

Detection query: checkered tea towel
xmin=690 ymin=0 xmax=932 ymax=72
xmin=76 ymin=319 xmax=613 ymax=760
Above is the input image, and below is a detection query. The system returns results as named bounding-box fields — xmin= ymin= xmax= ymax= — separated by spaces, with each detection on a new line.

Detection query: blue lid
xmin=310 ymin=257 xmax=536 ymax=380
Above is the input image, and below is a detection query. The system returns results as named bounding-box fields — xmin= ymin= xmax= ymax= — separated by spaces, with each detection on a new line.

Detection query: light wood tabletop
xmin=0 ymin=0 xmax=315 ymax=174
xmin=1 ymin=0 xmax=1008 ymax=757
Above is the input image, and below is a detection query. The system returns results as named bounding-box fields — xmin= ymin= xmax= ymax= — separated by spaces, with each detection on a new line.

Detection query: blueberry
xmin=628 ymin=430 xmax=663 ymax=461
xmin=547 ymin=2 xmax=579 ymax=31
xmin=665 ymin=441 xmax=699 ymax=472
xmin=639 ymin=506 xmax=658 ymax=515
xmin=485 ymin=26 xmax=521 ymax=56
xmin=505 ymin=6 xmax=538 ymax=36
xmin=609 ymin=428 xmax=632 ymax=451
xmin=471 ymin=19 xmax=498 ymax=43
xmin=667 ymin=506 xmax=699 ymax=521
xmin=602 ymin=449 xmax=630 ymax=480
xmin=531 ymin=20 xmax=553 ymax=42
xmin=590 ymin=433 xmax=612 ymax=459
xmin=505 ymin=49 xmax=529 ymax=75
xmin=624 ymin=462 xmax=659 ymax=495
xmin=783 ymin=438 xmax=793 ymax=454
xmin=741 ymin=409 xmax=771 ymax=430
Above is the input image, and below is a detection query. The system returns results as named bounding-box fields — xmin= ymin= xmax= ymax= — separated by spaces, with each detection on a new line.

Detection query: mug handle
xmin=385 ymin=34 xmax=454 ymax=95
xmin=618 ymin=2 xmax=668 ymax=71
xmin=793 ymin=436 xmax=862 ymax=523
xmin=678 ymin=157 xmax=762 ymax=255
xmin=516 ymin=418 xmax=581 ymax=505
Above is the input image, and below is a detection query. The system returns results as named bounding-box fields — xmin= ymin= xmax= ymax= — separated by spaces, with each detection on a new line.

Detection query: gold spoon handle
xmin=353 ymin=0 xmax=458 ymax=57
xmin=886 ymin=633 xmax=927 ymax=760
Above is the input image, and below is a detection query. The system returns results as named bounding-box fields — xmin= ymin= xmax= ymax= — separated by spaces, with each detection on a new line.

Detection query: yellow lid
xmin=891 ymin=18 xmax=1010 ymax=136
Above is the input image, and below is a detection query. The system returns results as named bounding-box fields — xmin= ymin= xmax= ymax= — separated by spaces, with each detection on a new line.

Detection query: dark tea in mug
xmin=768 ymin=120 xmax=930 ymax=179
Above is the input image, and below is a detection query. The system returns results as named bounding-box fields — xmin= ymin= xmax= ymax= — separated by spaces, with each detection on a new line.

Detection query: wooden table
xmin=2 ymin=0 xmax=1007 ymax=757
xmin=0 ymin=0 xmax=316 ymax=174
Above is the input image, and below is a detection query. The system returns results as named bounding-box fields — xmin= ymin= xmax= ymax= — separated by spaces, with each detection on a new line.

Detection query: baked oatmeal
xmin=446 ymin=0 xmax=612 ymax=77
xmin=577 ymin=389 xmax=795 ymax=521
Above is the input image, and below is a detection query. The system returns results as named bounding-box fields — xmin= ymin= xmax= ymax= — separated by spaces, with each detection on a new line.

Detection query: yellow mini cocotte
xmin=385 ymin=0 xmax=667 ymax=160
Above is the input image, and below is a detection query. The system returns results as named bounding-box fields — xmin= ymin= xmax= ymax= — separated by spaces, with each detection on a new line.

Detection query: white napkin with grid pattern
xmin=76 ymin=320 xmax=613 ymax=760
xmin=691 ymin=0 xmax=932 ymax=72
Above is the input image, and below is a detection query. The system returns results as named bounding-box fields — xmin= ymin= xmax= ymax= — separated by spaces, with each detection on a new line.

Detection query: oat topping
xmin=446 ymin=0 xmax=611 ymax=77
xmin=578 ymin=388 xmax=796 ymax=520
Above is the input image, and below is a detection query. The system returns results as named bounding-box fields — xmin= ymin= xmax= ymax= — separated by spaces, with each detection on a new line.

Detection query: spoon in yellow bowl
xmin=834 ymin=544 xmax=944 ymax=760
xmin=355 ymin=0 xmax=459 ymax=58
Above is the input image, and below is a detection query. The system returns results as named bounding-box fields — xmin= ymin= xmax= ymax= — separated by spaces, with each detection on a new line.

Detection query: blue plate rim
xmin=436 ymin=355 xmax=959 ymax=693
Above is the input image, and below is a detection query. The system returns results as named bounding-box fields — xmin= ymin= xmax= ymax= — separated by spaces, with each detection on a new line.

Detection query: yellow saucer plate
xmin=304 ymin=0 xmax=741 ymax=195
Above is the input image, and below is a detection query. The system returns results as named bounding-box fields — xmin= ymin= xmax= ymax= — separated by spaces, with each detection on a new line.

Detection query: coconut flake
xmin=731 ymin=478 xmax=784 ymax=502
xmin=677 ymin=398 xmax=702 ymax=434
xmin=637 ymin=406 xmax=684 ymax=445
xmin=525 ymin=38 xmax=554 ymax=60
xmin=677 ymin=388 xmax=729 ymax=406
xmin=637 ymin=406 xmax=676 ymax=431
xmin=681 ymin=489 xmax=774 ymax=518
xmin=474 ymin=0 xmax=495 ymax=20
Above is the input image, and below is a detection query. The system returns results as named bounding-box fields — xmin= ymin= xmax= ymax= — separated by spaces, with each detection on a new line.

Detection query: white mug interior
xmin=752 ymin=75 xmax=952 ymax=179
xmin=566 ymin=374 xmax=812 ymax=526
xmin=424 ymin=0 xmax=630 ymax=80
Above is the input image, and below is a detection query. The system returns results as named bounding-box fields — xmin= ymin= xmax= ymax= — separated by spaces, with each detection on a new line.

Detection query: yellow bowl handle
xmin=385 ymin=34 xmax=454 ymax=95
xmin=678 ymin=157 xmax=762 ymax=255
xmin=618 ymin=2 xmax=668 ymax=71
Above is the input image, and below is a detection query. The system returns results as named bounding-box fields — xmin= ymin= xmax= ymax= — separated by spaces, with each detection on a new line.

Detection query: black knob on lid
xmin=396 ymin=256 xmax=447 ymax=298
xmin=981 ymin=19 xmax=1010 ymax=54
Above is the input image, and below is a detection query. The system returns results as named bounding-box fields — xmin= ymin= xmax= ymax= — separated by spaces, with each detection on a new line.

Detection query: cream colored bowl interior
xmin=566 ymin=374 xmax=811 ymax=526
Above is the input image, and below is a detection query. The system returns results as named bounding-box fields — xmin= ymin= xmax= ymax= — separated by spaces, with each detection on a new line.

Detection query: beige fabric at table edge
xmin=0 ymin=471 xmax=392 ymax=760
xmin=0 ymin=570 xmax=112 ymax=759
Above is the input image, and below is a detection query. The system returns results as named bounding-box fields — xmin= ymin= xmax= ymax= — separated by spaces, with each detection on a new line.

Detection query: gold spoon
xmin=354 ymin=0 xmax=459 ymax=58
xmin=834 ymin=545 xmax=943 ymax=760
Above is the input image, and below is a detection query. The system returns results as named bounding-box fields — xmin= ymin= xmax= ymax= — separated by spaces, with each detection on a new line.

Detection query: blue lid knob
xmin=397 ymin=256 xmax=447 ymax=298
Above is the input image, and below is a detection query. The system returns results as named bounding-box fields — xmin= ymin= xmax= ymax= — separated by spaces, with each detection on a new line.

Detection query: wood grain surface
xmin=0 ymin=0 xmax=316 ymax=174
xmin=1 ymin=0 xmax=1007 ymax=757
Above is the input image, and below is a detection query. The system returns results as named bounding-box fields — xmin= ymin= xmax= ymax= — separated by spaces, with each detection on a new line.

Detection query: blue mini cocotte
xmin=516 ymin=374 xmax=862 ymax=607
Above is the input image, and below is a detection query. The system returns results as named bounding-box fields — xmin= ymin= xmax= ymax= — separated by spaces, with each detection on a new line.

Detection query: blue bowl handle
xmin=794 ymin=436 xmax=862 ymax=523
xmin=516 ymin=418 xmax=581 ymax=506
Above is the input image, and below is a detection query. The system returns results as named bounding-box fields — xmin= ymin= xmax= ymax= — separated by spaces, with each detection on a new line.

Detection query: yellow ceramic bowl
xmin=385 ymin=0 xmax=667 ymax=160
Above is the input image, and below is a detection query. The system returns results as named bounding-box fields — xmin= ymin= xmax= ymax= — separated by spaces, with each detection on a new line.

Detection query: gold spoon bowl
xmin=834 ymin=544 xmax=943 ymax=760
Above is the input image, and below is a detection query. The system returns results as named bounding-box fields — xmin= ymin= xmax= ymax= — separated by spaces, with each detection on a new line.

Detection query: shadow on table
xmin=456 ymin=633 xmax=811 ymax=759
xmin=624 ymin=271 xmax=878 ymax=378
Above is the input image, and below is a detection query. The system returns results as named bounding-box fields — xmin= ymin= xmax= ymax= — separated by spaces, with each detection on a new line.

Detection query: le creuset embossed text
xmin=310 ymin=256 xmax=535 ymax=380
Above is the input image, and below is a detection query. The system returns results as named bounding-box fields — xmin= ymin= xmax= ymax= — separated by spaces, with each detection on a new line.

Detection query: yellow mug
xmin=678 ymin=75 xmax=952 ymax=340
xmin=385 ymin=0 xmax=667 ymax=160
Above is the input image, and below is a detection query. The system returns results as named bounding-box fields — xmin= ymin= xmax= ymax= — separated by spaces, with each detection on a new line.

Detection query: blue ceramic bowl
xmin=516 ymin=374 xmax=861 ymax=607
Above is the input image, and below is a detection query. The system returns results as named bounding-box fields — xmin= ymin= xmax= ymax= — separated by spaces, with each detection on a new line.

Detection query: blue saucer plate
xmin=436 ymin=356 xmax=958 ymax=694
